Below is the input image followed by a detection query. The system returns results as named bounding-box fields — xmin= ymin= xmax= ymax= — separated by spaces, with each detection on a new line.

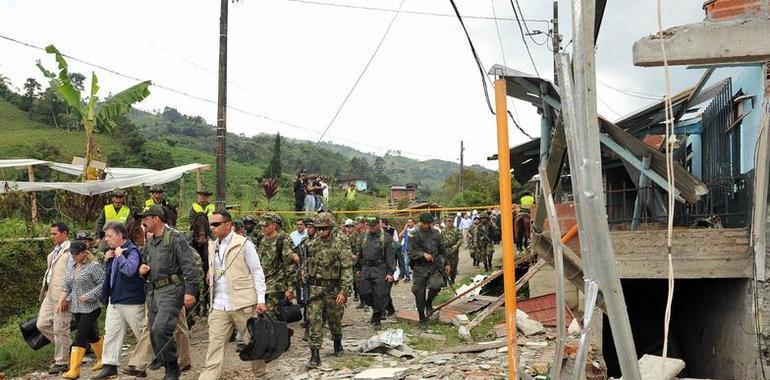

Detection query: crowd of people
xmin=34 ymin=185 xmax=519 ymax=380
xmin=293 ymin=171 xmax=329 ymax=213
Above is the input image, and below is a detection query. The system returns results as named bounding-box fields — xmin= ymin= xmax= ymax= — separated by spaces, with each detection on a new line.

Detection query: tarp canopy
xmin=0 ymin=162 xmax=206 ymax=195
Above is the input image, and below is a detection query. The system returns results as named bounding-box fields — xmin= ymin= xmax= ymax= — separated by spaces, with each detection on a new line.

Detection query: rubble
xmin=633 ymin=354 xmax=686 ymax=380
xmin=353 ymin=367 xmax=408 ymax=380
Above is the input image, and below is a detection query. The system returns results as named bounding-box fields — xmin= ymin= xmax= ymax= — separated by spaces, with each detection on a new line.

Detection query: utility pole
xmin=552 ymin=0 xmax=561 ymax=84
xmin=215 ymin=0 xmax=228 ymax=211
xmin=459 ymin=140 xmax=464 ymax=195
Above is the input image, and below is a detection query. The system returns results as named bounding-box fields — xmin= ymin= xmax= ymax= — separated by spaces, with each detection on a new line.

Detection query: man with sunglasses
xmin=135 ymin=205 xmax=201 ymax=380
xmin=199 ymin=211 xmax=268 ymax=379
xmin=407 ymin=213 xmax=448 ymax=328
xmin=302 ymin=212 xmax=353 ymax=368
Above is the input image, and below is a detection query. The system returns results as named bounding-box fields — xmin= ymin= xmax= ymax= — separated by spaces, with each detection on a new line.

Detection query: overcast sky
xmin=0 ymin=0 xmax=707 ymax=168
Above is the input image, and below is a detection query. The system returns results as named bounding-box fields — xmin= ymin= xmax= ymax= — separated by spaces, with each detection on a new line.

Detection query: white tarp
xmin=0 ymin=163 xmax=206 ymax=195
xmin=0 ymin=159 xmax=160 ymax=180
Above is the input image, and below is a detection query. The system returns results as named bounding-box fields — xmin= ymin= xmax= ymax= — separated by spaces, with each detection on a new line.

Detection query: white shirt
xmin=45 ymin=243 xmax=73 ymax=285
xmin=459 ymin=218 xmax=473 ymax=230
xmin=289 ymin=230 xmax=307 ymax=248
xmin=212 ymin=231 xmax=267 ymax=311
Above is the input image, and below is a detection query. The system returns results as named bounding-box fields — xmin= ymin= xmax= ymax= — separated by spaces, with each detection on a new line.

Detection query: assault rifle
xmin=413 ymin=235 xmax=458 ymax=295
xmin=297 ymin=237 xmax=310 ymax=336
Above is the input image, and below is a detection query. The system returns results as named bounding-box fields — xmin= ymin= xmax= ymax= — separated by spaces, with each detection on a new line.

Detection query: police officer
xmin=475 ymin=212 xmax=496 ymax=271
xmin=144 ymin=185 xmax=165 ymax=211
xmin=136 ymin=205 xmax=202 ymax=380
xmin=441 ymin=215 xmax=463 ymax=282
xmin=407 ymin=213 xmax=448 ymax=328
xmin=302 ymin=213 xmax=353 ymax=368
xmin=96 ymin=190 xmax=132 ymax=236
xmin=189 ymin=189 xmax=215 ymax=223
xmin=356 ymin=217 xmax=395 ymax=328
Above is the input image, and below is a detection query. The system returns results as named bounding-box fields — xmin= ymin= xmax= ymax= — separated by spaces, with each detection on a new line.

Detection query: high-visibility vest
xmin=105 ymin=204 xmax=130 ymax=223
xmin=144 ymin=199 xmax=155 ymax=211
xmin=520 ymin=195 xmax=535 ymax=209
xmin=192 ymin=202 xmax=215 ymax=217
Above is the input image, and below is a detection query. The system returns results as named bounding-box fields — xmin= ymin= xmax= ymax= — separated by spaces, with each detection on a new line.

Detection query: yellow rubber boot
xmin=90 ymin=337 xmax=104 ymax=371
xmin=62 ymin=346 xmax=86 ymax=379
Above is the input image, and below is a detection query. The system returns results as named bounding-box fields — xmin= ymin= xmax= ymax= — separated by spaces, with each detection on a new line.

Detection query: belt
xmin=309 ymin=278 xmax=340 ymax=287
xmin=150 ymin=274 xmax=181 ymax=290
xmin=363 ymin=258 xmax=384 ymax=266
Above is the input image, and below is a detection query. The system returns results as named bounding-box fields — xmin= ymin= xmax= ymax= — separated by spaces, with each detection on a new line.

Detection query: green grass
xmin=387 ymin=321 xmax=464 ymax=352
xmin=330 ymin=355 xmax=375 ymax=371
xmin=0 ymin=308 xmax=54 ymax=377
xmin=431 ymin=268 xmax=486 ymax=306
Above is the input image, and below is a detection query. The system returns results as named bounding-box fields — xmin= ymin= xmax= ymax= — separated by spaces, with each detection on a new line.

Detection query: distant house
xmin=337 ymin=177 xmax=368 ymax=191
xmin=390 ymin=184 xmax=417 ymax=203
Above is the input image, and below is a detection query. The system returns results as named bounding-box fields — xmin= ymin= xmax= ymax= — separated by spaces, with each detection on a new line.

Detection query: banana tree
xmin=37 ymin=45 xmax=151 ymax=180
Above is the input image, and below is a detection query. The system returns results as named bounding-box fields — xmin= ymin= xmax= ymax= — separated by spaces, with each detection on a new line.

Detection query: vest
xmin=208 ymin=233 xmax=258 ymax=310
xmin=144 ymin=199 xmax=155 ymax=211
xmin=192 ymin=202 xmax=215 ymax=217
xmin=105 ymin=204 xmax=130 ymax=223
xmin=39 ymin=240 xmax=71 ymax=302
xmin=520 ymin=195 xmax=535 ymax=209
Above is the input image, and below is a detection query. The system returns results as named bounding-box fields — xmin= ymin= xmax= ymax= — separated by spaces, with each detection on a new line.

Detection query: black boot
xmin=426 ymin=288 xmax=440 ymax=318
xmin=333 ymin=335 xmax=343 ymax=357
xmin=91 ymin=364 xmax=118 ymax=379
xmin=162 ymin=361 xmax=180 ymax=380
xmin=307 ymin=349 xmax=321 ymax=368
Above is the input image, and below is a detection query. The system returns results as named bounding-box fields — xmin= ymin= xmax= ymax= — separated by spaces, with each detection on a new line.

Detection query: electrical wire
xmin=597 ymin=78 xmax=663 ymax=100
xmin=315 ymin=0 xmax=406 ymax=143
xmin=511 ymin=0 xmax=542 ymax=46
xmin=508 ymin=0 xmax=540 ymax=77
xmin=285 ymin=0 xmax=551 ymax=23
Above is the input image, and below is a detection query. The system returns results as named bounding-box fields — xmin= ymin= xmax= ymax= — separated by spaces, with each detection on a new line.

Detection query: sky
xmin=0 ymin=0 xmax=708 ymax=169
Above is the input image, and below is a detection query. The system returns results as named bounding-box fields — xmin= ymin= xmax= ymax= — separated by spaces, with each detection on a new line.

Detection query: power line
xmin=447 ymin=0 xmax=494 ymax=115
xmin=0 ymin=33 xmax=456 ymax=161
xmin=285 ymin=0 xmax=551 ymax=23
xmin=597 ymin=79 xmax=662 ymax=100
xmin=509 ymin=0 xmax=540 ymax=77
xmin=316 ymin=0 xmax=405 ymax=143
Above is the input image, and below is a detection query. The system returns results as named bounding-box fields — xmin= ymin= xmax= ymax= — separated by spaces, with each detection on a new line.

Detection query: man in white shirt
xmin=458 ymin=213 xmax=473 ymax=248
xmin=289 ymin=219 xmax=308 ymax=248
xmin=199 ymin=211 xmax=268 ymax=380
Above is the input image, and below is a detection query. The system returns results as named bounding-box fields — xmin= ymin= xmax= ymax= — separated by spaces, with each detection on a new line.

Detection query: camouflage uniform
xmin=468 ymin=221 xmax=479 ymax=267
xmin=303 ymin=213 xmax=353 ymax=367
xmin=254 ymin=214 xmax=296 ymax=319
xmin=475 ymin=213 xmax=496 ymax=271
xmin=441 ymin=223 xmax=463 ymax=282
xmin=407 ymin=213 xmax=447 ymax=326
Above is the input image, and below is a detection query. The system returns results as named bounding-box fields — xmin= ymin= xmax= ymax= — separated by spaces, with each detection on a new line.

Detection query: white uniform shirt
xmin=212 ymin=231 xmax=267 ymax=311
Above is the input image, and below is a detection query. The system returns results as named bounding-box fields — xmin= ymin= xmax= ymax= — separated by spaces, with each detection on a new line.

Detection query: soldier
xmin=189 ymin=189 xmax=215 ymax=223
xmin=254 ymin=213 xmax=296 ymax=319
xmin=468 ymin=215 xmax=480 ymax=267
xmin=136 ymin=205 xmax=202 ymax=380
xmin=144 ymin=185 xmax=165 ymax=211
xmin=349 ymin=217 xmax=366 ymax=309
xmin=475 ymin=212 xmax=496 ymax=271
xmin=301 ymin=213 xmax=353 ymax=368
xmin=199 ymin=211 xmax=268 ymax=380
xmin=243 ymin=215 xmax=258 ymax=242
xmin=356 ymin=217 xmax=396 ymax=328
xmin=95 ymin=190 xmax=132 ymax=237
xmin=408 ymin=213 xmax=449 ymax=328
xmin=441 ymin=215 xmax=463 ymax=283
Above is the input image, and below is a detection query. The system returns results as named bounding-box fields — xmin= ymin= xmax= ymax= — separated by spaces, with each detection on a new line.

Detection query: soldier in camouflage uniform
xmin=407 ymin=213 xmax=448 ymax=328
xmin=441 ymin=216 xmax=463 ymax=283
xmin=253 ymin=213 xmax=296 ymax=319
xmin=475 ymin=212 xmax=496 ymax=271
xmin=301 ymin=212 xmax=353 ymax=368
xmin=468 ymin=216 xmax=480 ymax=267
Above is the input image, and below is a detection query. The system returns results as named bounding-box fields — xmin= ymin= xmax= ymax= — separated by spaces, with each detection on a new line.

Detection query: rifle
xmin=413 ymin=235 xmax=458 ymax=295
xmin=297 ymin=237 xmax=310 ymax=335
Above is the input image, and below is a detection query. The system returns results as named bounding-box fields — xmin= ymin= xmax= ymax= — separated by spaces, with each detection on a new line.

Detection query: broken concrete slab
xmin=623 ymin=354 xmax=685 ymax=380
xmin=354 ymin=367 xmax=408 ymax=380
xmin=419 ymin=353 xmax=456 ymax=364
xmin=516 ymin=309 xmax=545 ymax=336
xmin=452 ymin=314 xmax=470 ymax=327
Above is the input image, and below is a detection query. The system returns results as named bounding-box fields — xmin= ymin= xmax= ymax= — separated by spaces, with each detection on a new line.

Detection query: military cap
xmin=75 ymin=230 xmax=94 ymax=241
xmin=444 ymin=215 xmax=454 ymax=221
xmin=343 ymin=218 xmax=355 ymax=227
xmin=355 ymin=216 xmax=365 ymax=223
xmin=243 ymin=215 xmax=257 ymax=224
xmin=196 ymin=189 xmax=214 ymax=195
xmin=135 ymin=204 xmax=165 ymax=219
xmin=479 ymin=211 xmax=490 ymax=219
xmin=304 ymin=217 xmax=316 ymax=226
xmin=259 ymin=213 xmax=280 ymax=226
xmin=365 ymin=216 xmax=380 ymax=225
xmin=111 ymin=189 xmax=126 ymax=197
xmin=69 ymin=241 xmax=88 ymax=255
xmin=149 ymin=185 xmax=164 ymax=193
xmin=234 ymin=219 xmax=245 ymax=229
xmin=418 ymin=213 xmax=434 ymax=223
xmin=274 ymin=214 xmax=284 ymax=226
xmin=314 ymin=212 xmax=337 ymax=228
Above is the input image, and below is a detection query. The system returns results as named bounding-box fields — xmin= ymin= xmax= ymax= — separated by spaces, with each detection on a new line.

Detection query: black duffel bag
xmin=276 ymin=300 xmax=303 ymax=323
xmin=19 ymin=317 xmax=50 ymax=350
xmin=237 ymin=315 xmax=293 ymax=362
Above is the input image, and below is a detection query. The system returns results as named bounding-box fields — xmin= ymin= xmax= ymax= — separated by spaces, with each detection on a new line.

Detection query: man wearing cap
xmin=468 ymin=215 xmax=481 ymax=267
xmin=301 ymin=212 xmax=353 ymax=368
xmin=199 ymin=211 xmax=268 ymax=379
xmin=36 ymin=223 xmax=74 ymax=374
xmin=96 ymin=190 xmax=132 ymax=237
xmin=144 ymin=185 xmax=165 ymax=211
xmin=356 ymin=217 xmax=396 ymax=328
xmin=475 ymin=212 xmax=496 ymax=271
xmin=75 ymin=230 xmax=94 ymax=249
xmin=351 ymin=217 xmax=368 ymax=309
xmin=442 ymin=215 xmax=463 ymax=282
xmin=407 ymin=213 xmax=448 ymax=328
xmin=253 ymin=213 xmax=296 ymax=319
xmin=189 ymin=189 xmax=215 ymax=223
xmin=136 ymin=205 xmax=202 ymax=380
xmin=243 ymin=215 xmax=258 ymax=241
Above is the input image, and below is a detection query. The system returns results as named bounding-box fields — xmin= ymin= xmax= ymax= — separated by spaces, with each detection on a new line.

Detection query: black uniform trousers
xmin=358 ymin=265 xmax=391 ymax=315
xmin=147 ymin=284 xmax=184 ymax=363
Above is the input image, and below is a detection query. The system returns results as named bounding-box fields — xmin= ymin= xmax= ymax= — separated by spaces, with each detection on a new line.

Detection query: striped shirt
xmin=63 ymin=261 xmax=105 ymax=313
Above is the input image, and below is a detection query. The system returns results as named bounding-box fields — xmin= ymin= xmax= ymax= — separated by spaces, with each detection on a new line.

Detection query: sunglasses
xmin=317 ymin=226 xmax=331 ymax=231
xmin=209 ymin=221 xmax=230 ymax=227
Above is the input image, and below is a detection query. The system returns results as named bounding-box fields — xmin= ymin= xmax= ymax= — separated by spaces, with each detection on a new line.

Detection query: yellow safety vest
xmin=520 ymin=195 xmax=535 ymax=209
xmin=144 ymin=199 xmax=155 ymax=211
xmin=104 ymin=204 xmax=130 ymax=223
xmin=192 ymin=202 xmax=215 ymax=217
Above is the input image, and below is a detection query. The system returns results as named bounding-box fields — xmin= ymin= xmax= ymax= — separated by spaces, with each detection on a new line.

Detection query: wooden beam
xmin=434 ymin=270 xmax=503 ymax=312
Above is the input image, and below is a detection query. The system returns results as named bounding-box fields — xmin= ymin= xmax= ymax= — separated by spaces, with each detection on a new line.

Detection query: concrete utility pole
xmin=551 ymin=0 xmax=560 ymax=83
xmin=215 ymin=0 xmax=228 ymax=211
xmin=459 ymin=140 xmax=464 ymax=195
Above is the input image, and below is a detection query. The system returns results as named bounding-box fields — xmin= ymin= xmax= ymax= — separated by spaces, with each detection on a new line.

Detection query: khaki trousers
xmin=103 ymin=303 xmax=146 ymax=366
xmin=128 ymin=307 xmax=190 ymax=368
xmin=198 ymin=307 xmax=267 ymax=380
xmin=36 ymin=294 xmax=72 ymax=366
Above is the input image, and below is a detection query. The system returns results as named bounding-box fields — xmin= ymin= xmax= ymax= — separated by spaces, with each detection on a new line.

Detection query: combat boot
xmin=307 ymin=349 xmax=321 ymax=368
xmin=162 ymin=361 xmax=180 ymax=380
xmin=333 ymin=335 xmax=344 ymax=357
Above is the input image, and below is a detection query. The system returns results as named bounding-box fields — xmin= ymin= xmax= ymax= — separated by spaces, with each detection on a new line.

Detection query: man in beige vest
xmin=37 ymin=222 xmax=74 ymax=374
xmin=199 ymin=211 xmax=267 ymax=380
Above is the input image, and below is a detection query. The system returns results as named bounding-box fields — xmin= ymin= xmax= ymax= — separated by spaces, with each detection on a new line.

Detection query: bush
xmin=0 ymin=239 xmax=48 ymax=324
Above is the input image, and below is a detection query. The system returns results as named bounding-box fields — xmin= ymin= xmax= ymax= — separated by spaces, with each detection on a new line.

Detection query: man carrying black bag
xmin=199 ymin=211 xmax=268 ymax=380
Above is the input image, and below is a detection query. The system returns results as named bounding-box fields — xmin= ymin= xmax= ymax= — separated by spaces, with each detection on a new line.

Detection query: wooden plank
xmin=440 ymin=339 xmax=508 ymax=354
xmin=433 ymin=270 xmax=503 ymax=312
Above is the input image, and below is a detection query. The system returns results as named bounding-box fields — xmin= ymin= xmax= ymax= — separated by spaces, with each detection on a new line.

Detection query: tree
xmin=21 ymin=78 xmax=41 ymax=111
xmin=37 ymin=45 xmax=151 ymax=179
xmin=373 ymin=156 xmax=390 ymax=185
xmin=262 ymin=133 xmax=282 ymax=180
xmin=68 ymin=73 xmax=86 ymax=91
